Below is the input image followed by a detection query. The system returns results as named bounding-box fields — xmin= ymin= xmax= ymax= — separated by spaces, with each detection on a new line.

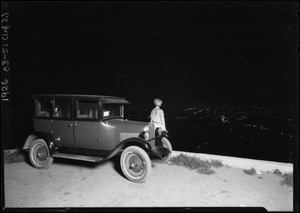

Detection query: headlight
xmin=143 ymin=125 xmax=149 ymax=131
xmin=157 ymin=127 xmax=162 ymax=136
xmin=139 ymin=131 xmax=149 ymax=140
xmin=144 ymin=131 xmax=149 ymax=140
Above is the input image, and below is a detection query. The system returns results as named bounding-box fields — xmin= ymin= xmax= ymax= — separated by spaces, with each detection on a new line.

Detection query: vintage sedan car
xmin=23 ymin=94 xmax=172 ymax=183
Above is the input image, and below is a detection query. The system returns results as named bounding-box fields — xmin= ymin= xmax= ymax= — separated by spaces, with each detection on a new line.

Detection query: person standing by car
xmin=150 ymin=98 xmax=167 ymax=132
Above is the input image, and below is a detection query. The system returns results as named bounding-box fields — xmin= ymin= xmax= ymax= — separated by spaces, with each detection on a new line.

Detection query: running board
xmin=52 ymin=152 xmax=105 ymax=163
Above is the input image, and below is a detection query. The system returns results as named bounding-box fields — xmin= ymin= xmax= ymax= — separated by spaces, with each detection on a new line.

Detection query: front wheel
xmin=120 ymin=146 xmax=151 ymax=183
xmin=29 ymin=139 xmax=53 ymax=169
xmin=156 ymin=137 xmax=172 ymax=163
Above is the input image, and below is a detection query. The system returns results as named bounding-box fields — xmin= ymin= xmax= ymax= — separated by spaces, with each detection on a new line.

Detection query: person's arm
xmin=159 ymin=110 xmax=166 ymax=131
xmin=149 ymin=109 xmax=154 ymax=124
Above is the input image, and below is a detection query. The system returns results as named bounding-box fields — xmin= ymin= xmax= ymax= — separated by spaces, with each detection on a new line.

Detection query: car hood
xmin=105 ymin=119 xmax=148 ymax=133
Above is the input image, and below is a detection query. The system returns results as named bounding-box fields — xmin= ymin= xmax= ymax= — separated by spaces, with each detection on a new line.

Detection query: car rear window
xmin=36 ymin=98 xmax=52 ymax=117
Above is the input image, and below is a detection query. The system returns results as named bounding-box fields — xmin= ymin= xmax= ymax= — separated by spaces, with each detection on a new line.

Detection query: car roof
xmin=33 ymin=94 xmax=130 ymax=104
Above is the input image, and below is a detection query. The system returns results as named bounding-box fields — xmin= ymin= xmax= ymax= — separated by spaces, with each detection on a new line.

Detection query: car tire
xmin=120 ymin=146 xmax=151 ymax=183
xmin=29 ymin=139 xmax=53 ymax=169
xmin=157 ymin=137 xmax=173 ymax=163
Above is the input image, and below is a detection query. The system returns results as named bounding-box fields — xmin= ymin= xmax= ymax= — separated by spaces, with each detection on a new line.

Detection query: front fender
xmin=161 ymin=131 xmax=170 ymax=139
xmin=154 ymin=135 xmax=172 ymax=156
xmin=104 ymin=137 xmax=159 ymax=160
xmin=23 ymin=131 xmax=58 ymax=154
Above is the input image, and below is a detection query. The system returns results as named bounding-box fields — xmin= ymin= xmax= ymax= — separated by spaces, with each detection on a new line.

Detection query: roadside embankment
xmin=4 ymin=148 xmax=293 ymax=174
xmin=172 ymin=150 xmax=293 ymax=173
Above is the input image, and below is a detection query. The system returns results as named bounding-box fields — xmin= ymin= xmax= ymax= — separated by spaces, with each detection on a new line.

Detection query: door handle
xmin=67 ymin=124 xmax=73 ymax=127
xmin=73 ymin=123 xmax=78 ymax=127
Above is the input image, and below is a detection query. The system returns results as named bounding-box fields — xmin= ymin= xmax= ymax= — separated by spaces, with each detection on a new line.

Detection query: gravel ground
xmin=3 ymin=157 xmax=293 ymax=211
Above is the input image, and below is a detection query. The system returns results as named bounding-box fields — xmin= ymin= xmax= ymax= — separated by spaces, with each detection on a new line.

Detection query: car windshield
xmin=102 ymin=104 xmax=123 ymax=119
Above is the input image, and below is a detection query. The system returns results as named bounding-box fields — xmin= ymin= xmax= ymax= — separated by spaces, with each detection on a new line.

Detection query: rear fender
xmin=23 ymin=131 xmax=58 ymax=154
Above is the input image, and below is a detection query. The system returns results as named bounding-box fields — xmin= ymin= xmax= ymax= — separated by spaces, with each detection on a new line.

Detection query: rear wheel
xmin=120 ymin=146 xmax=151 ymax=183
xmin=29 ymin=139 xmax=53 ymax=169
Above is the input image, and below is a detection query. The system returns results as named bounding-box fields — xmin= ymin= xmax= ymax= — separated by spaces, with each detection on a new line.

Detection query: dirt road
xmin=3 ymin=157 xmax=293 ymax=210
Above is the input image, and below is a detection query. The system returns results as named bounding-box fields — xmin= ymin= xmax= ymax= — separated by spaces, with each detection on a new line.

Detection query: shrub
xmin=280 ymin=172 xmax=293 ymax=187
xmin=243 ymin=167 xmax=256 ymax=175
xmin=169 ymin=154 xmax=222 ymax=175
xmin=273 ymin=169 xmax=282 ymax=176
xmin=4 ymin=149 xmax=26 ymax=163
xmin=209 ymin=159 xmax=223 ymax=168
xmin=170 ymin=154 xmax=210 ymax=169
xmin=197 ymin=167 xmax=215 ymax=175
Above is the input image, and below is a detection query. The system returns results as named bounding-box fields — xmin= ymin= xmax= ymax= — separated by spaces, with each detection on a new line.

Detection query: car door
xmin=34 ymin=97 xmax=53 ymax=134
xmin=50 ymin=98 xmax=75 ymax=146
xmin=73 ymin=99 xmax=101 ymax=149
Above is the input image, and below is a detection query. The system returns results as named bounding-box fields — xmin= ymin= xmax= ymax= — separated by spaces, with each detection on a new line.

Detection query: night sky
xmin=1 ymin=1 xmax=299 ymax=150
xmin=2 ymin=1 xmax=298 ymax=106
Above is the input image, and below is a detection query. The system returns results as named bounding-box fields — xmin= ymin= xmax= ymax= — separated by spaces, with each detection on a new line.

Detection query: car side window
xmin=53 ymin=99 xmax=71 ymax=119
xmin=76 ymin=100 xmax=98 ymax=120
xmin=103 ymin=104 xmax=123 ymax=119
xmin=36 ymin=99 xmax=52 ymax=117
